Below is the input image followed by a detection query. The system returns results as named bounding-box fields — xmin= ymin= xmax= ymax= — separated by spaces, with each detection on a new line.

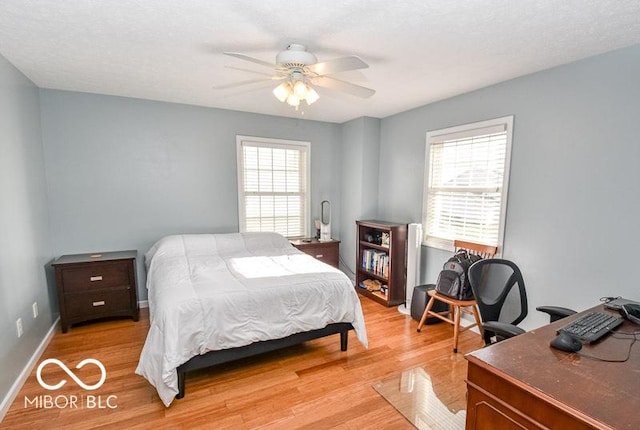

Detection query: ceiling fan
xmin=216 ymin=44 xmax=375 ymax=108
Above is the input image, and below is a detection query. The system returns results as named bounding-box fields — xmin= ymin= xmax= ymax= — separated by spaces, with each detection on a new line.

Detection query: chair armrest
xmin=482 ymin=321 xmax=526 ymax=340
xmin=536 ymin=306 xmax=577 ymax=323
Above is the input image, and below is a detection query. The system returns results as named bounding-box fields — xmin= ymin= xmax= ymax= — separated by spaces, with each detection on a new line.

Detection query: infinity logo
xmin=36 ymin=358 xmax=106 ymax=391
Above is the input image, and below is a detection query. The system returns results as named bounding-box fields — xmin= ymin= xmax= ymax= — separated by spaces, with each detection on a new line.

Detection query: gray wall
xmin=338 ymin=116 xmax=381 ymax=278
xmin=0 ymin=56 xmax=54 ymax=403
xmin=39 ymin=90 xmax=342 ymax=300
xmin=376 ymin=44 xmax=640 ymax=329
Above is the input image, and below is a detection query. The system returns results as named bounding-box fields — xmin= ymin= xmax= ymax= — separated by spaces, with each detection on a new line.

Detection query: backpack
xmin=435 ymin=250 xmax=482 ymax=300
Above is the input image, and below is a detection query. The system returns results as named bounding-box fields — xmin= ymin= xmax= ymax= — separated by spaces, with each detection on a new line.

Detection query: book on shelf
xmin=361 ymin=249 xmax=389 ymax=278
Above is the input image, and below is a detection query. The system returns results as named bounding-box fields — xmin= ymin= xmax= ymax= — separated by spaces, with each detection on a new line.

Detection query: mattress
xmin=135 ymin=232 xmax=368 ymax=406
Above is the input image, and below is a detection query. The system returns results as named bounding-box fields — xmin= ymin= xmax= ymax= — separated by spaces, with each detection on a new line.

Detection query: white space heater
xmin=398 ymin=223 xmax=422 ymax=315
xmin=319 ymin=200 xmax=331 ymax=241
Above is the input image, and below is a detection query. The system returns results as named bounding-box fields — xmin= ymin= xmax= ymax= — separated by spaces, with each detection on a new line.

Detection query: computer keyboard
xmin=558 ymin=311 xmax=624 ymax=343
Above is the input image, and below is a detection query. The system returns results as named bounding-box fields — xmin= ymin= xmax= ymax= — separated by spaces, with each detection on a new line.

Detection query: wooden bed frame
xmin=175 ymin=322 xmax=354 ymax=399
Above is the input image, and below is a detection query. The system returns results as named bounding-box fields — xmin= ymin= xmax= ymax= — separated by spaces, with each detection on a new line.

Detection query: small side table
xmin=52 ymin=250 xmax=139 ymax=333
xmin=290 ymin=238 xmax=340 ymax=268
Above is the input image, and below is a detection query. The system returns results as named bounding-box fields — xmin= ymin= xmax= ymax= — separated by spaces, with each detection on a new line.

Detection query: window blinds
xmin=424 ymin=119 xmax=512 ymax=249
xmin=237 ymin=138 xmax=309 ymax=238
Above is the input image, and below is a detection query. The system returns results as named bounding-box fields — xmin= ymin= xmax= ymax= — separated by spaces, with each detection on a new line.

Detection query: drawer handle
xmin=315 ymin=254 xmax=324 ymax=258
xmin=92 ymin=301 xmax=105 ymax=307
xmin=90 ymin=276 xmax=103 ymax=282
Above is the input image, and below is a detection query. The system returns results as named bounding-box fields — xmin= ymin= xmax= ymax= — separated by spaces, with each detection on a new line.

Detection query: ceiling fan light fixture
xmin=305 ymin=86 xmax=319 ymax=105
xmin=286 ymin=93 xmax=300 ymax=107
xmin=293 ymin=80 xmax=308 ymax=98
xmin=273 ymin=82 xmax=291 ymax=103
xmin=273 ymin=79 xmax=319 ymax=108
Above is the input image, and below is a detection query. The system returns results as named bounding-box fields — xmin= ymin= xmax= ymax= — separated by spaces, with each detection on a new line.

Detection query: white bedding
xmin=135 ymin=232 xmax=368 ymax=406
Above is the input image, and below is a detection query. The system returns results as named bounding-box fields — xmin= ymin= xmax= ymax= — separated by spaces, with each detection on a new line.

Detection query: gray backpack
xmin=435 ymin=250 xmax=481 ymax=300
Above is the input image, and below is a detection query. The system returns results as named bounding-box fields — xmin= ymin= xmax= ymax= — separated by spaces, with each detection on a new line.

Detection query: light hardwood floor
xmin=2 ymin=296 xmax=483 ymax=429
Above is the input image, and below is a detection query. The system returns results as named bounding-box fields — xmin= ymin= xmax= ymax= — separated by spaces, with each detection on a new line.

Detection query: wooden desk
xmin=465 ymin=305 xmax=640 ymax=429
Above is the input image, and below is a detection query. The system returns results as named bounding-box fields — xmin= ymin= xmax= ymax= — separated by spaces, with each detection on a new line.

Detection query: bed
xmin=135 ymin=232 xmax=368 ymax=406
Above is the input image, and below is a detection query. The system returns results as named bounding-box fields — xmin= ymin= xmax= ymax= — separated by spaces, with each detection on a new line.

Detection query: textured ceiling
xmin=1 ymin=1 xmax=640 ymax=123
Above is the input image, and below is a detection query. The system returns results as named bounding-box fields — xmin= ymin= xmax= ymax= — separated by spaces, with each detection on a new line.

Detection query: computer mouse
xmin=550 ymin=332 xmax=583 ymax=352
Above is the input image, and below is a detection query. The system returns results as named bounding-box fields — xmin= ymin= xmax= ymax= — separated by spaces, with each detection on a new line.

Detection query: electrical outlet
xmin=33 ymin=302 xmax=38 ymax=318
xmin=16 ymin=318 xmax=23 ymax=337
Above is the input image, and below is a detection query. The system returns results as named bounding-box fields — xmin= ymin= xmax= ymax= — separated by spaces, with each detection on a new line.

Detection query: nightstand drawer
xmin=61 ymin=262 xmax=131 ymax=293
xmin=290 ymin=238 xmax=340 ymax=268
xmin=312 ymin=246 xmax=338 ymax=264
xmin=64 ymin=288 xmax=132 ymax=319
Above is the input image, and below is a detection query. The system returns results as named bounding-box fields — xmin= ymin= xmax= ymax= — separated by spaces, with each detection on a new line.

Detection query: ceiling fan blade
xmin=213 ymin=77 xmax=281 ymax=90
xmin=223 ymin=52 xmax=276 ymax=69
xmin=225 ymin=65 xmax=283 ymax=78
xmin=312 ymin=76 xmax=375 ymax=98
xmin=306 ymin=56 xmax=369 ymax=76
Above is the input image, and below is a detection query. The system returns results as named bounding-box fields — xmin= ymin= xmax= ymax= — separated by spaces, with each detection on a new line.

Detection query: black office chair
xmin=468 ymin=258 xmax=576 ymax=346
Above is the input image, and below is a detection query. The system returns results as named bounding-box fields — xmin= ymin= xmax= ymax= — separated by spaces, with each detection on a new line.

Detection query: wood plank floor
xmin=2 ymin=297 xmax=484 ymax=429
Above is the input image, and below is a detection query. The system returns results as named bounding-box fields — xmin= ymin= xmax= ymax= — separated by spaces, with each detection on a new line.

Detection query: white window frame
xmin=421 ymin=116 xmax=513 ymax=252
xmin=236 ymin=135 xmax=311 ymax=238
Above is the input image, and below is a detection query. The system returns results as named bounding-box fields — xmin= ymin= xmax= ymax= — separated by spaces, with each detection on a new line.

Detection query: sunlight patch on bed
xmin=229 ymin=254 xmax=325 ymax=279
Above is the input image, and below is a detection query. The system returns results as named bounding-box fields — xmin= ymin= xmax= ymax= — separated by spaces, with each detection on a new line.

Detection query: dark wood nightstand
xmin=290 ymin=238 xmax=340 ymax=268
xmin=52 ymin=250 xmax=139 ymax=333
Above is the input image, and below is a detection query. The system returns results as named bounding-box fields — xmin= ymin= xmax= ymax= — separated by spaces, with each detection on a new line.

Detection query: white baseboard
xmin=138 ymin=300 xmax=148 ymax=308
xmin=0 ymin=317 xmax=60 ymax=422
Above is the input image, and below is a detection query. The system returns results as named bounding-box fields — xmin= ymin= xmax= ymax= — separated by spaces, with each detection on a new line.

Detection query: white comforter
xmin=135 ymin=232 xmax=368 ymax=406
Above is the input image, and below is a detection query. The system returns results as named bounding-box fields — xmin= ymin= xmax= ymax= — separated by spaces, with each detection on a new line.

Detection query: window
xmin=236 ymin=136 xmax=310 ymax=238
xmin=422 ymin=116 xmax=513 ymax=251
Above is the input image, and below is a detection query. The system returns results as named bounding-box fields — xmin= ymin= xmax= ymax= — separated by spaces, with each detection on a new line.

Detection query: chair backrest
xmin=453 ymin=240 xmax=497 ymax=259
xmin=468 ymin=259 xmax=528 ymax=328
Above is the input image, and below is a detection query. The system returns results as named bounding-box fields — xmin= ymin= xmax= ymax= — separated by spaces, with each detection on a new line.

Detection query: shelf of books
xmin=355 ymin=220 xmax=407 ymax=306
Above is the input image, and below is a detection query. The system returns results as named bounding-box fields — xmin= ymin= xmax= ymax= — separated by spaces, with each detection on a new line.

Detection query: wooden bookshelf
xmin=355 ymin=220 xmax=407 ymax=306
